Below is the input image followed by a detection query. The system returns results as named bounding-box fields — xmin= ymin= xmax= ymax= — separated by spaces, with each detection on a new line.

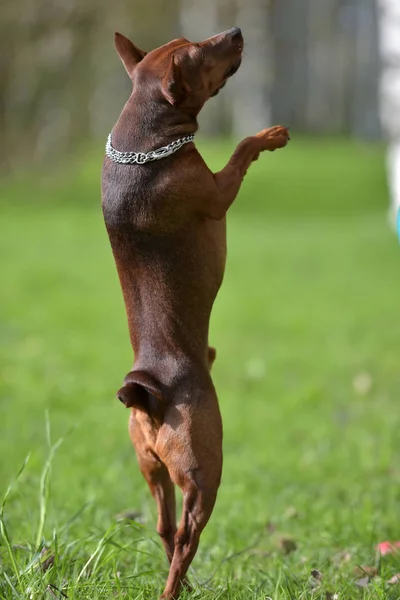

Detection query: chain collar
xmin=105 ymin=133 xmax=195 ymax=165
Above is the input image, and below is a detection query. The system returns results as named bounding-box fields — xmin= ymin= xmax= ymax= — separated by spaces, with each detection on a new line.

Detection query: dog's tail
xmin=117 ymin=370 xmax=165 ymax=419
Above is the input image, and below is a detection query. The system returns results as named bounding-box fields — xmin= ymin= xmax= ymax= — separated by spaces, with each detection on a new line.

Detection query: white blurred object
xmin=386 ymin=141 xmax=400 ymax=225
xmin=377 ymin=0 xmax=400 ymax=225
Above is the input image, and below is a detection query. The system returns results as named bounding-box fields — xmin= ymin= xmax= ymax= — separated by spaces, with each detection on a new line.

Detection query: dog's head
xmin=114 ymin=28 xmax=243 ymax=115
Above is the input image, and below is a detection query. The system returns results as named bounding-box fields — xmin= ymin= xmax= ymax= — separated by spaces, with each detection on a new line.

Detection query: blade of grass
xmin=0 ymin=453 xmax=31 ymax=590
xmin=2 ymin=572 xmax=22 ymax=599
xmin=35 ymin=413 xmax=73 ymax=549
xmin=76 ymin=523 xmax=123 ymax=583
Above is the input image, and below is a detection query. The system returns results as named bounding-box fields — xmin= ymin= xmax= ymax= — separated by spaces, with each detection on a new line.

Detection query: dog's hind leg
xmin=158 ymin=391 xmax=222 ymax=599
xmin=137 ymin=452 xmax=177 ymax=563
xmin=160 ymin=469 xmax=220 ymax=599
xmin=129 ymin=415 xmax=177 ymax=563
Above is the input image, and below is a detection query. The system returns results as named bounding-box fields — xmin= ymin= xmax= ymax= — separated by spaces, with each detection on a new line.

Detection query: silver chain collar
xmin=105 ymin=133 xmax=195 ymax=165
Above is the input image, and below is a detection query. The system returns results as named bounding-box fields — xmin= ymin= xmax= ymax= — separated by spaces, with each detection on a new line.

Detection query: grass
xmin=1 ymin=136 xmax=400 ymax=599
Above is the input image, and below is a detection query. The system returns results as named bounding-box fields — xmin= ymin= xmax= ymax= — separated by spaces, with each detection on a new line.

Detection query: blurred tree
xmin=270 ymin=0 xmax=309 ymax=131
xmin=347 ymin=0 xmax=380 ymax=139
xmin=232 ymin=0 xmax=272 ymax=137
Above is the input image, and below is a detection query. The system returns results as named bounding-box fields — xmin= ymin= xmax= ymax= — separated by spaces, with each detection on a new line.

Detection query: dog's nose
xmin=205 ymin=27 xmax=243 ymax=48
xmin=225 ymin=27 xmax=242 ymax=41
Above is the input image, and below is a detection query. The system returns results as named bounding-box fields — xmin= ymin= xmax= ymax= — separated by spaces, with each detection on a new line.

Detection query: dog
xmin=101 ymin=27 xmax=289 ymax=599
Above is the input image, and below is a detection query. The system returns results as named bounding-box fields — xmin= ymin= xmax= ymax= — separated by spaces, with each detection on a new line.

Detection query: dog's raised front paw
xmin=255 ymin=125 xmax=290 ymax=151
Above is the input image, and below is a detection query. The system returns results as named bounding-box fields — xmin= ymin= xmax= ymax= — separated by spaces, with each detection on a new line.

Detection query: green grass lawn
xmin=1 ymin=138 xmax=400 ymax=599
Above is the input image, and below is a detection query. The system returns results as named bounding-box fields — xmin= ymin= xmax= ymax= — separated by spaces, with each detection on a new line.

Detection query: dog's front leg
xmin=205 ymin=125 xmax=290 ymax=220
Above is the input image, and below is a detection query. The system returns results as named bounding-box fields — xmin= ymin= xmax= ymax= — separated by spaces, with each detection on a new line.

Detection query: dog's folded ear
xmin=114 ymin=32 xmax=147 ymax=79
xmin=162 ymin=54 xmax=191 ymax=106
xmin=117 ymin=370 xmax=165 ymax=414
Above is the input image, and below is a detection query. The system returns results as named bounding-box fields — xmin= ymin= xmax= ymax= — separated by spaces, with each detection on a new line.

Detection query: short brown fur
xmin=102 ymin=27 xmax=289 ymax=599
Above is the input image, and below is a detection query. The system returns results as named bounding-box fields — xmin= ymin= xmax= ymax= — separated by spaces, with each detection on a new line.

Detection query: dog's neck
xmin=112 ymin=90 xmax=199 ymax=153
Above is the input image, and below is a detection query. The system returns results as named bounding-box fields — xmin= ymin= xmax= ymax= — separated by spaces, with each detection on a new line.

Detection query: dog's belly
xmin=108 ymin=222 xmax=226 ymax=362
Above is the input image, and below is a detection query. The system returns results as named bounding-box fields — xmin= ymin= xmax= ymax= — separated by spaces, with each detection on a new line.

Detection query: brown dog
xmin=102 ymin=27 xmax=289 ymax=599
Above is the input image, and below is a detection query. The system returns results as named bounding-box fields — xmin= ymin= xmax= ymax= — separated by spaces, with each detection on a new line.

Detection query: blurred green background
xmin=1 ymin=1 xmax=400 ymax=599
